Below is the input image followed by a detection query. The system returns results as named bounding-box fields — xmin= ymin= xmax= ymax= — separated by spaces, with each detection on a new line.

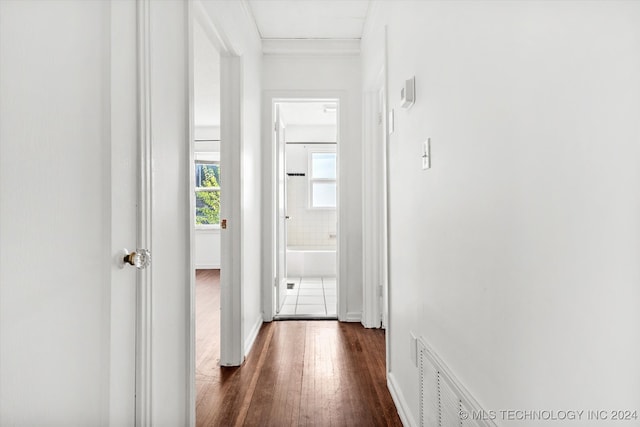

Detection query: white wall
xmin=193 ymin=18 xmax=220 ymax=129
xmin=263 ymin=54 xmax=363 ymax=320
xmin=286 ymin=125 xmax=336 ymax=143
xmin=195 ymin=227 xmax=221 ymax=269
xmin=200 ymin=0 xmax=264 ymax=354
xmin=195 ymin=126 xmax=220 ymax=142
xmin=362 ymin=1 xmax=640 ymax=425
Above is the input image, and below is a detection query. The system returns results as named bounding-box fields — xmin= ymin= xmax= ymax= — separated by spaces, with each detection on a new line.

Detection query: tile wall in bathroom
xmin=286 ymin=143 xmax=337 ymax=248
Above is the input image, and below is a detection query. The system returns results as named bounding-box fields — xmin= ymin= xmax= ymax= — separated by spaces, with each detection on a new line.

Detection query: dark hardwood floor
xmin=195 ymin=269 xmax=402 ymax=427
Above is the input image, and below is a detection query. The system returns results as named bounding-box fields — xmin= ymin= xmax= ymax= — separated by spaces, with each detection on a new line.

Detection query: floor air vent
xmin=418 ymin=338 xmax=496 ymax=427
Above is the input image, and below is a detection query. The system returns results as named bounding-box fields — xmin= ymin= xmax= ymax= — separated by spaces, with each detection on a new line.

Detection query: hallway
xmin=195 ymin=270 xmax=401 ymax=426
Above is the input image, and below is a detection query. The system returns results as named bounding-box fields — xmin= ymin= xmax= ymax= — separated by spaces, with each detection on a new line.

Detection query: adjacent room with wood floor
xmin=195 ymin=269 xmax=402 ymax=426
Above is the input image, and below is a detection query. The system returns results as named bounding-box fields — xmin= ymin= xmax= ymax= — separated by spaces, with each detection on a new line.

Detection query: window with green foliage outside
xmin=195 ymin=162 xmax=220 ymax=225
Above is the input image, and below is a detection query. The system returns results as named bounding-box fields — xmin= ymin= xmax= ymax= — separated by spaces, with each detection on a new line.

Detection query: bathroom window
xmin=309 ymin=152 xmax=336 ymax=208
xmin=195 ymin=161 xmax=220 ymax=225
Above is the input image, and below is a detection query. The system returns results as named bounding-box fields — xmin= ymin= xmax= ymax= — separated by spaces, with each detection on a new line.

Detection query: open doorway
xmin=273 ymin=100 xmax=339 ymax=319
xmin=191 ymin=13 xmax=223 ymax=410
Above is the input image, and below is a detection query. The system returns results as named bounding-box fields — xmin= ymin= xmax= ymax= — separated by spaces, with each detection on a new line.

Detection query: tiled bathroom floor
xmin=276 ymin=277 xmax=337 ymax=318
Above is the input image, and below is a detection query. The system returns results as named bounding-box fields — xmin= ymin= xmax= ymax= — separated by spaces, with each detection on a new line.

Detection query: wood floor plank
xmin=195 ymin=270 xmax=402 ymax=427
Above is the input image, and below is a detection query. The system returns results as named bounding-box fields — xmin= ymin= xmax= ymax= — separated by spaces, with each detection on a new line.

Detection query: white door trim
xmin=362 ymin=82 xmax=382 ymax=328
xmin=274 ymin=107 xmax=288 ymax=315
xmin=262 ymin=91 xmax=347 ymax=322
xmin=135 ymin=1 xmax=153 ymax=424
xmin=186 ymin=3 xmax=195 ymax=425
xmin=218 ymin=54 xmax=244 ymax=367
xmin=382 ymin=26 xmax=392 ymax=377
xmin=186 ymin=2 xmax=245 ymax=425
xmin=361 ymin=26 xmax=391 ymax=370
xmin=362 ymin=65 xmax=389 ymax=330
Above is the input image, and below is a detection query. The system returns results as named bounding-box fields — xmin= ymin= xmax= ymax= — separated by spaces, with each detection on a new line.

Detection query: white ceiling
xmin=193 ymin=20 xmax=220 ymax=128
xmin=247 ymin=0 xmax=371 ymax=39
xmin=279 ymin=102 xmax=337 ymax=126
xmin=194 ymin=1 xmax=368 ymax=129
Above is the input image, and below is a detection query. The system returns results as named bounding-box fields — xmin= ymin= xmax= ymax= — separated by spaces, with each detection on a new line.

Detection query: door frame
xmin=361 ymin=66 xmax=388 ymax=330
xmin=274 ymin=105 xmax=288 ymax=315
xmin=361 ymin=25 xmax=391 ymax=373
xmin=186 ymin=0 xmax=245 ymax=424
xmin=135 ymin=1 xmax=153 ymax=424
xmin=262 ymin=92 xmax=347 ymax=321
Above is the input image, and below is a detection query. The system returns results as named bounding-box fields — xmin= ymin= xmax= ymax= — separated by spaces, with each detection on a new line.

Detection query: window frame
xmin=308 ymin=149 xmax=337 ymax=210
xmin=195 ymin=159 xmax=221 ymax=229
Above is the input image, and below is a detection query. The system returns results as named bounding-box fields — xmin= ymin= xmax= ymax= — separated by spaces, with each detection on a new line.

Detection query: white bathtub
xmin=286 ymin=246 xmax=336 ymax=277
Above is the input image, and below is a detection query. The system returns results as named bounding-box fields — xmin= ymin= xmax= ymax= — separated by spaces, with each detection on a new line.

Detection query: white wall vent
xmin=418 ymin=338 xmax=497 ymax=427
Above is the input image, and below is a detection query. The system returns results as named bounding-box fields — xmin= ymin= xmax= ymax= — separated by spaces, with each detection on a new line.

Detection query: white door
xmin=0 ymin=0 xmax=137 ymax=424
xmin=275 ymin=105 xmax=288 ymax=314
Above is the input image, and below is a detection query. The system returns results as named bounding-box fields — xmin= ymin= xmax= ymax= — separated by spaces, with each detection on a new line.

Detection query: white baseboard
xmin=388 ymin=372 xmax=418 ymax=427
xmin=195 ymin=264 xmax=220 ymax=270
xmin=244 ymin=314 xmax=263 ymax=357
xmin=361 ymin=313 xmax=382 ymax=329
xmin=345 ymin=311 xmax=362 ymax=322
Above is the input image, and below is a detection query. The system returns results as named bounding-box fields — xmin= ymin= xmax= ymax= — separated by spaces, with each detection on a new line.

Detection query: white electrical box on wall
xmin=400 ymin=76 xmax=415 ymax=109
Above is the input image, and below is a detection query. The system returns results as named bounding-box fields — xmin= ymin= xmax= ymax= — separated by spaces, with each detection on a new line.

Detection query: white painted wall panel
xmin=195 ymin=229 xmax=221 ymax=269
xmin=109 ymin=0 xmax=138 ymax=423
xmin=362 ymin=1 xmax=640 ymax=424
xmin=0 ymin=0 xmax=114 ymax=424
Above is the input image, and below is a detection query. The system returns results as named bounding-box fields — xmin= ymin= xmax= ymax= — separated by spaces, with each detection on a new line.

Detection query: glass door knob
xmin=124 ymin=249 xmax=151 ymax=269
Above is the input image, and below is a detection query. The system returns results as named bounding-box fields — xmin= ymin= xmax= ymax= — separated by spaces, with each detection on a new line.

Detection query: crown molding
xmin=239 ymin=0 xmax=263 ymax=45
xmin=361 ymin=0 xmax=381 ymax=42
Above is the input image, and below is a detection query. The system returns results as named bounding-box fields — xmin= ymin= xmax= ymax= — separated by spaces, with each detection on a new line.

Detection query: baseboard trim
xmin=388 ymin=371 xmax=418 ymax=427
xmin=244 ymin=314 xmax=263 ymax=357
xmin=345 ymin=311 xmax=362 ymax=322
xmin=361 ymin=314 xmax=382 ymax=329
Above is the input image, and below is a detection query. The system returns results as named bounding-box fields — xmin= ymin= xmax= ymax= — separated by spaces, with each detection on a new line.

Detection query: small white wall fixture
xmin=400 ymin=76 xmax=415 ymax=109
